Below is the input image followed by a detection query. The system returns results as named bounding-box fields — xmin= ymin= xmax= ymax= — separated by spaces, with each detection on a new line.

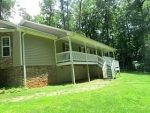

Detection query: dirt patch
xmin=1 ymin=79 xmax=112 ymax=102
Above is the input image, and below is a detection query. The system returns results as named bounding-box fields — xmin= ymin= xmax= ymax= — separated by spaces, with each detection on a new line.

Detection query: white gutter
xmin=0 ymin=29 xmax=15 ymax=32
xmin=20 ymin=26 xmax=57 ymax=39
xmin=22 ymin=32 xmax=27 ymax=89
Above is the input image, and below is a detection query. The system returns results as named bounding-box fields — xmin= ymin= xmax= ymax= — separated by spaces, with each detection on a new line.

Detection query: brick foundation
xmin=26 ymin=65 xmax=57 ymax=88
xmin=0 ymin=66 xmax=23 ymax=88
xmin=0 ymin=65 xmax=57 ymax=88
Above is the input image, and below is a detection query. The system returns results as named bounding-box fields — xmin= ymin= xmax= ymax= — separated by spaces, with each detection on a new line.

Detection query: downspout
xmin=22 ymin=32 xmax=27 ymax=88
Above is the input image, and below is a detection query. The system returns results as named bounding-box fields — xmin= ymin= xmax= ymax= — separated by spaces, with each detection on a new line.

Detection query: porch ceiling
xmin=69 ymin=33 xmax=116 ymax=52
xmin=18 ymin=19 xmax=116 ymax=52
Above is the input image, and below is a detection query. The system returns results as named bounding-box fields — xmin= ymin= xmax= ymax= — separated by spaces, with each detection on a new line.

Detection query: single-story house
xmin=0 ymin=20 xmax=120 ymax=88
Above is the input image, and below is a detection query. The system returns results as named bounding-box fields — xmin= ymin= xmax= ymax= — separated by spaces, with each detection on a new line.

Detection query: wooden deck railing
xmin=56 ymin=51 xmax=70 ymax=63
xmin=56 ymin=52 xmax=119 ymax=74
xmin=102 ymin=56 xmax=112 ymax=66
xmin=111 ymin=60 xmax=120 ymax=77
xmin=87 ymin=54 xmax=98 ymax=62
xmin=56 ymin=51 xmax=120 ymax=78
xmin=56 ymin=51 xmax=99 ymax=63
xmin=72 ymin=51 xmax=87 ymax=61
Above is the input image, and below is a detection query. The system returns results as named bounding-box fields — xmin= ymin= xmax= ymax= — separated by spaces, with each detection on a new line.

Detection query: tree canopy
xmin=0 ymin=0 xmax=16 ymax=20
xmin=5 ymin=0 xmax=150 ymax=72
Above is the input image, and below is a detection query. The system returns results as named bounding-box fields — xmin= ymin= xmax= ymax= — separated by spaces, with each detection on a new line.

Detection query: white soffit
xmin=70 ymin=33 xmax=116 ymax=52
xmin=0 ymin=20 xmax=19 ymax=29
xmin=20 ymin=26 xmax=57 ymax=40
xmin=19 ymin=20 xmax=70 ymax=38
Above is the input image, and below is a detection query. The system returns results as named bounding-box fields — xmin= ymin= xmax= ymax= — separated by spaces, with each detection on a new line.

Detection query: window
xmin=79 ymin=47 xmax=85 ymax=53
xmin=1 ymin=36 xmax=11 ymax=57
xmin=104 ymin=52 xmax=108 ymax=56
xmin=98 ymin=51 xmax=102 ymax=56
xmin=86 ymin=48 xmax=90 ymax=54
xmin=62 ymin=43 xmax=69 ymax=51
xmin=90 ymin=49 xmax=95 ymax=54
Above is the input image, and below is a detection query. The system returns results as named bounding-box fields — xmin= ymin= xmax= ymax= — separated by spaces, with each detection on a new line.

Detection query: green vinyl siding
xmin=56 ymin=40 xmax=68 ymax=53
xmin=56 ymin=40 xmax=84 ymax=53
xmin=57 ymin=65 xmax=87 ymax=83
xmin=74 ymin=65 xmax=87 ymax=80
xmin=13 ymin=31 xmax=22 ymax=66
xmin=89 ymin=65 xmax=102 ymax=78
xmin=72 ymin=43 xmax=82 ymax=52
xmin=24 ymin=34 xmax=55 ymax=66
xmin=57 ymin=66 xmax=72 ymax=83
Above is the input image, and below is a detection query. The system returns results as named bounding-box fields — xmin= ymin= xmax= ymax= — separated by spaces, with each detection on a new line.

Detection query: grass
xmin=0 ymin=72 xmax=150 ymax=113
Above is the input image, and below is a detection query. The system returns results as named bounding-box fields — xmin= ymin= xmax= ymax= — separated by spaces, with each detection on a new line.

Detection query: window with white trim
xmin=62 ymin=43 xmax=69 ymax=51
xmin=79 ymin=46 xmax=85 ymax=53
xmin=90 ymin=49 xmax=95 ymax=54
xmin=1 ymin=36 xmax=11 ymax=57
xmin=86 ymin=48 xmax=90 ymax=54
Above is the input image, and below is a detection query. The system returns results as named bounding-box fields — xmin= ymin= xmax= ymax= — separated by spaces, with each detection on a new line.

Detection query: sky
xmin=10 ymin=0 xmax=42 ymax=23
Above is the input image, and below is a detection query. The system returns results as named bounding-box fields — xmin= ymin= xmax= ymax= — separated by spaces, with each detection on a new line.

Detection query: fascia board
xmin=0 ymin=20 xmax=19 ymax=28
xmin=0 ymin=29 xmax=15 ymax=32
xmin=69 ymin=33 xmax=116 ymax=52
xmin=19 ymin=26 xmax=58 ymax=39
xmin=19 ymin=19 xmax=70 ymax=34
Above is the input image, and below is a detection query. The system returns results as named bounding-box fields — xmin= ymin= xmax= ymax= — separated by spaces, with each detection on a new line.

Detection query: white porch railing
xmin=56 ymin=51 xmax=99 ymax=63
xmin=56 ymin=51 xmax=70 ymax=63
xmin=98 ymin=56 xmax=105 ymax=65
xmin=87 ymin=54 xmax=98 ymax=62
xmin=111 ymin=60 xmax=120 ymax=77
xmin=102 ymin=56 xmax=112 ymax=66
xmin=72 ymin=51 xmax=87 ymax=61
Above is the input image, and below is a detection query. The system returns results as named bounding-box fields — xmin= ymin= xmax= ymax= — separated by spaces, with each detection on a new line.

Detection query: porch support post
xmin=86 ymin=64 xmax=90 ymax=82
xmin=68 ymin=36 xmax=75 ymax=84
xmin=84 ymin=43 xmax=90 ymax=82
xmin=95 ymin=46 xmax=100 ymax=79
xmin=108 ymin=51 xmax=110 ymax=57
xmin=95 ymin=46 xmax=97 ymax=55
xmin=113 ymin=51 xmax=115 ymax=59
xmin=84 ymin=42 xmax=87 ymax=61
xmin=101 ymin=48 xmax=103 ymax=56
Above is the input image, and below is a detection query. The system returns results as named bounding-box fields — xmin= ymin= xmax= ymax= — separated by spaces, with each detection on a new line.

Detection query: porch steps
xmin=106 ymin=64 xmax=112 ymax=78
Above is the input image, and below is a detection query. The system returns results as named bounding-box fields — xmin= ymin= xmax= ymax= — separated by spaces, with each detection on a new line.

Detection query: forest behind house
xmin=0 ymin=0 xmax=150 ymax=72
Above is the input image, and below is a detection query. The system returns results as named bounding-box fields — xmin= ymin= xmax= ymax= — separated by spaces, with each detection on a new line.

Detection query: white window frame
xmin=80 ymin=46 xmax=85 ymax=53
xmin=86 ymin=48 xmax=90 ymax=54
xmin=90 ymin=49 xmax=95 ymax=54
xmin=65 ymin=43 xmax=69 ymax=51
xmin=1 ymin=36 xmax=11 ymax=57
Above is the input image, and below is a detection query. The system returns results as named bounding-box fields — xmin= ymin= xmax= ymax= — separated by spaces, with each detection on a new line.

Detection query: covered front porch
xmin=54 ymin=34 xmax=117 ymax=84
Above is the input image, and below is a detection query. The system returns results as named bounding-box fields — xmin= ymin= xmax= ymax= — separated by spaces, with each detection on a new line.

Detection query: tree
xmin=39 ymin=0 xmax=57 ymax=26
xmin=0 ymin=0 xmax=16 ymax=20
xmin=37 ymin=0 xmax=150 ymax=72
xmin=18 ymin=7 xmax=33 ymax=21
xmin=58 ymin=0 xmax=72 ymax=30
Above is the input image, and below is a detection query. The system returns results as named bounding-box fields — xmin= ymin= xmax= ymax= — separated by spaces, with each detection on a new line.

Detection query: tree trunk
xmin=79 ymin=0 xmax=83 ymax=30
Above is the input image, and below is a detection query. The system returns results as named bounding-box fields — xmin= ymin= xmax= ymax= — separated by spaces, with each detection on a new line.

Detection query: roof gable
xmin=0 ymin=20 xmax=19 ymax=29
xmin=19 ymin=20 xmax=70 ymax=38
xmin=0 ymin=19 xmax=116 ymax=51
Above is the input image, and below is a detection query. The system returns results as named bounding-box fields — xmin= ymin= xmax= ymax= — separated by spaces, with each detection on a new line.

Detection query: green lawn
xmin=0 ymin=72 xmax=150 ymax=113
